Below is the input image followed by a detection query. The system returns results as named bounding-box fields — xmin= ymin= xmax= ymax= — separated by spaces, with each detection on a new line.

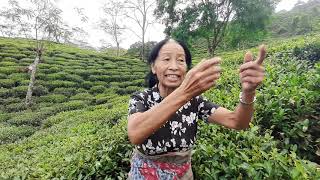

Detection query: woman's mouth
xmin=165 ymin=74 xmax=180 ymax=81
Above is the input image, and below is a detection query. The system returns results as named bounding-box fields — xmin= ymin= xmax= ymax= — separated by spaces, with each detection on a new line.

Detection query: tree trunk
xmin=116 ymin=42 xmax=119 ymax=56
xmin=25 ymin=55 xmax=40 ymax=107
xmin=142 ymin=34 xmax=145 ymax=62
xmin=207 ymin=38 xmax=214 ymax=56
xmin=141 ymin=0 xmax=146 ymax=62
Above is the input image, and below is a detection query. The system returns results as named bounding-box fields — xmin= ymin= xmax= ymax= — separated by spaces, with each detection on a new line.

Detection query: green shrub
xmin=46 ymin=80 xmax=77 ymax=91
xmin=0 ymin=106 xmax=128 ymax=179
xmin=70 ymin=93 xmax=93 ymax=102
xmin=0 ymin=97 xmax=21 ymax=105
xmin=94 ymin=93 xmax=118 ymax=105
xmin=0 ymin=67 xmax=19 ymax=74
xmin=89 ymin=85 xmax=106 ymax=94
xmin=0 ymin=88 xmax=9 ymax=98
xmin=116 ymin=86 xmax=141 ymax=95
xmin=0 ymin=61 xmax=17 ymax=66
xmin=0 ymin=124 xmax=36 ymax=144
xmin=19 ymin=79 xmax=30 ymax=86
xmin=10 ymin=86 xmax=28 ymax=98
xmin=5 ymin=102 xmax=27 ymax=112
xmin=192 ymin=124 xmax=320 ymax=179
xmin=37 ymin=94 xmax=67 ymax=103
xmin=7 ymin=111 xmax=46 ymax=126
xmin=59 ymin=100 xmax=88 ymax=111
xmin=0 ymin=73 xmax=7 ymax=79
xmin=19 ymin=58 xmax=34 ymax=63
xmin=255 ymin=55 xmax=320 ymax=163
xmin=0 ymin=79 xmax=15 ymax=88
xmin=0 ymin=113 xmax=11 ymax=123
xmin=32 ymin=85 xmax=49 ymax=96
xmin=11 ymin=53 xmax=27 ymax=60
xmin=47 ymin=72 xmax=83 ymax=83
xmin=53 ymin=87 xmax=77 ymax=97
xmin=8 ymin=73 xmax=29 ymax=82
xmin=81 ymin=81 xmax=93 ymax=89
xmin=1 ymin=57 xmax=16 ymax=62
xmin=75 ymin=88 xmax=88 ymax=94
xmin=293 ymin=42 xmax=320 ymax=64
xmin=47 ymin=66 xmax=60 ymax=73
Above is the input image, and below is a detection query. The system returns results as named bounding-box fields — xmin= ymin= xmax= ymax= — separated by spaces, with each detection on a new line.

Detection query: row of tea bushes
xmin=0 ymin=97 xmax=318 ymax=179
xmin=202 ymin=34 xmax=320 ymax=164
xmin=0 ymin=97 xmax=129 ymax=179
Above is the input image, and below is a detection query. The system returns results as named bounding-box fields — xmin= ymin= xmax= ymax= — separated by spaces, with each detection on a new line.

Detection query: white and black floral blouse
xmin=128 ymin=85 xmax=219 ymax=156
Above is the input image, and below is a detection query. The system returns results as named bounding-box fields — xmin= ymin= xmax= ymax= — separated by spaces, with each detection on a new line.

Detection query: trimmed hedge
xmin=0 ymin=124 xmax=37 ymax=144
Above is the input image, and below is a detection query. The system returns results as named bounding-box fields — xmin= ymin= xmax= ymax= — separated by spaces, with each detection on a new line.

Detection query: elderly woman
xmin=127 ymin=39 xmax=266 ymax=179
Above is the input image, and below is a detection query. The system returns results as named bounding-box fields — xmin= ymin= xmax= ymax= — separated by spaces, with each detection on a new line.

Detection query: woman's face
xmin=151 ymin=41 xmax=187 ymax=89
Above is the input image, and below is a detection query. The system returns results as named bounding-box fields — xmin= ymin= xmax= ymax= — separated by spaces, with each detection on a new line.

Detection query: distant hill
xmin=270 ymin=0 xmax=320 ymax=36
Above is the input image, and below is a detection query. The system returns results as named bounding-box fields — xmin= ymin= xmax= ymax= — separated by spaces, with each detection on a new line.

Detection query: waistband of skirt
xmin=133 ymin=148 xmax=192 ymax=165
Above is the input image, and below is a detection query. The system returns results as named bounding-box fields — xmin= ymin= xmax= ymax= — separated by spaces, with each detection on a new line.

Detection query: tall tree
xmin=155 ymin=0 xmax=278 ymax=55
xmin=154 ymin=0 xmax=179 ymax=37
xmin=125 ymin=0 xmax=156 ymax=62
xmin=0 ymin=0 xmax=65 ymax=106
xmin=100 ymin=0 xmax=125 ymax=57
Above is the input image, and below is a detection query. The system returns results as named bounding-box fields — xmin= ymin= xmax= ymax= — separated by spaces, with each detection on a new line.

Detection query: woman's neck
xmin=157 ymin=83 xmax=176 ymax=98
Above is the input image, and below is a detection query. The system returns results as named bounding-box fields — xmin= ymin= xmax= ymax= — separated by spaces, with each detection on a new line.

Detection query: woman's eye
xmin=163 ymin=58 xmax=170 ymax=61
xmin=178 ymin=59 xmax=185 ymax=62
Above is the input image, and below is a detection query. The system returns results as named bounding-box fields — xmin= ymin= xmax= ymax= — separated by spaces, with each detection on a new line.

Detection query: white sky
xmin=0 ymin=0 xmax=309 ymax=49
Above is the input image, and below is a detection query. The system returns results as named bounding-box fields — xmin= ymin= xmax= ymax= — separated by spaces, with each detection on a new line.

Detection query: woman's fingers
xmin=239 ymin=61 xmax=264 ymax=73
xmin=255 ymin=44 xmax=267 ymax=65
xmin=199 ymin=73 xmax=220 ymax=91
xmin=240 ymin=69 xmax=264 ymax=79
xmin=244 ymin=51 xmax=253 ymax=63
xmin=194 ymin=57 xmax=221 ymax=72
xmin=241 ymin=76 xmax=264 ymax=84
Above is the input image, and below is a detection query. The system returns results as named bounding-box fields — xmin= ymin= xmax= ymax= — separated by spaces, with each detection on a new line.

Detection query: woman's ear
xmin=151 ymin=63 xmax=156 ymax=74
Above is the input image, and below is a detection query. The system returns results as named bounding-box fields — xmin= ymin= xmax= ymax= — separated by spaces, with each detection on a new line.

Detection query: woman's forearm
xmin=128 ymin=88 xmax=190 ymax=145
xmin=233 ymin=91 xmax=255 ymax=129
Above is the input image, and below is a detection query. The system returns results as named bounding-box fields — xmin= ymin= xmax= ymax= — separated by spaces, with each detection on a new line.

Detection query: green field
xmin=0 ymin=35 xmax=319 ymax=179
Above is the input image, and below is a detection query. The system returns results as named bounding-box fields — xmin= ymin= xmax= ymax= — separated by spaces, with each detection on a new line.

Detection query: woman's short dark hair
xmin=145 ymin=39 xmax=192 ymax=88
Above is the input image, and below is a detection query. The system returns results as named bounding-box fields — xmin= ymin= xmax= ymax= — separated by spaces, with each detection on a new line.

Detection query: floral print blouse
xmin=128 ymin=85 xmax=219 ymax=156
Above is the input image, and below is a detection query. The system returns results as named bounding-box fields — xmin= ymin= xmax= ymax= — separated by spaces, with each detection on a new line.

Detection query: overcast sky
xmin=1 ymin=0 xmax=309 ymax=49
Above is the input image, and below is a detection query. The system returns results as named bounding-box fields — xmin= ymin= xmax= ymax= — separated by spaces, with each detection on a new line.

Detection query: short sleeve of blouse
xmin=197 ymin=95 xmax=220 ymax=123
xmin=128 ymin=92 xmax=148 ymax=116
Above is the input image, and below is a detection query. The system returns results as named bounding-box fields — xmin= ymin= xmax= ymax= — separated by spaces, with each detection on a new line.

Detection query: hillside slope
xmin=0 ymin=36 xmax=319 ymax=179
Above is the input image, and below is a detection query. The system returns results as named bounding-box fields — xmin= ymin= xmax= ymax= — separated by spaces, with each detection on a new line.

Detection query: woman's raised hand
xmin=239 ymin=45 xmax=267 ymax=93
xmin=178 ymin=57 xmax=221 ymax=99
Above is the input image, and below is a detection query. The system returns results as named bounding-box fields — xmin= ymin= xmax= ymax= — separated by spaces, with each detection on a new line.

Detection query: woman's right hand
xmin=178 ymin=57 xmax=221 ymax=99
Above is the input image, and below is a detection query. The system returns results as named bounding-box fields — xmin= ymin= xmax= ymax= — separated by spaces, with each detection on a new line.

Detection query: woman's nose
xmin=168 ymin=59 xmax=178 ymax=70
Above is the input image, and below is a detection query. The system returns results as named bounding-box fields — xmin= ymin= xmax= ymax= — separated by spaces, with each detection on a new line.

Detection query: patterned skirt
xmin=128 ymin=149 xmax=193 ymax=180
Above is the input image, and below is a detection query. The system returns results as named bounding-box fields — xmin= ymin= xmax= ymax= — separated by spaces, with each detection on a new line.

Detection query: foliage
xmin=269 ymin=0 xmax=320 ymax=37
xmin=293 ymin=41 xmax=320 ymax=65
xmin=126 ymin=41 xmax=157 ymax=60
xmin=0 ymin=34 xmax=319 ymax=179
xmin=155 ymin=0 xmax=278 ymax=55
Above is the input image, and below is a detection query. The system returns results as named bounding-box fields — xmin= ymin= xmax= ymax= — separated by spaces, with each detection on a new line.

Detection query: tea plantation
xmin=0 ymin=35 xmax=319 ymax=179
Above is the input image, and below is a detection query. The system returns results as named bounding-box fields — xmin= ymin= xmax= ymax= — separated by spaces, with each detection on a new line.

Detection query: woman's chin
xmin=163 ymin=81 xmax=182 ymax=88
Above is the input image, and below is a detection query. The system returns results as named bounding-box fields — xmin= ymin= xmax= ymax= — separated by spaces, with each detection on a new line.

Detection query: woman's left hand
xmin=239 ymin=45 xmax=267 ymax=93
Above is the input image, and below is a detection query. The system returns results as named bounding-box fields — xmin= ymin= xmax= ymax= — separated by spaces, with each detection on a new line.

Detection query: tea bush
xmin=0 ymin=124 xmax=36 ymax=144
xmin=0 ymin=79 xmax=15 ymax=88
xmin=53 ymin=87 xmax=77 ymax=97
xmin=89 ymin=85 xmax=106 ymax=94
xmin=192 ymin=124 xmax=320 ymax=179
xmin=10 ymin=86 xmax=28 ymax=98
xmin=0 ymin=35 xmax=319 ymax=178
xmin=4 ymin=102 xmax=27 ymax=112
xmin=37 ymin=94 xmax=67 ymax=103
xmin=293 ymin=41 xmax=320 ymax=64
